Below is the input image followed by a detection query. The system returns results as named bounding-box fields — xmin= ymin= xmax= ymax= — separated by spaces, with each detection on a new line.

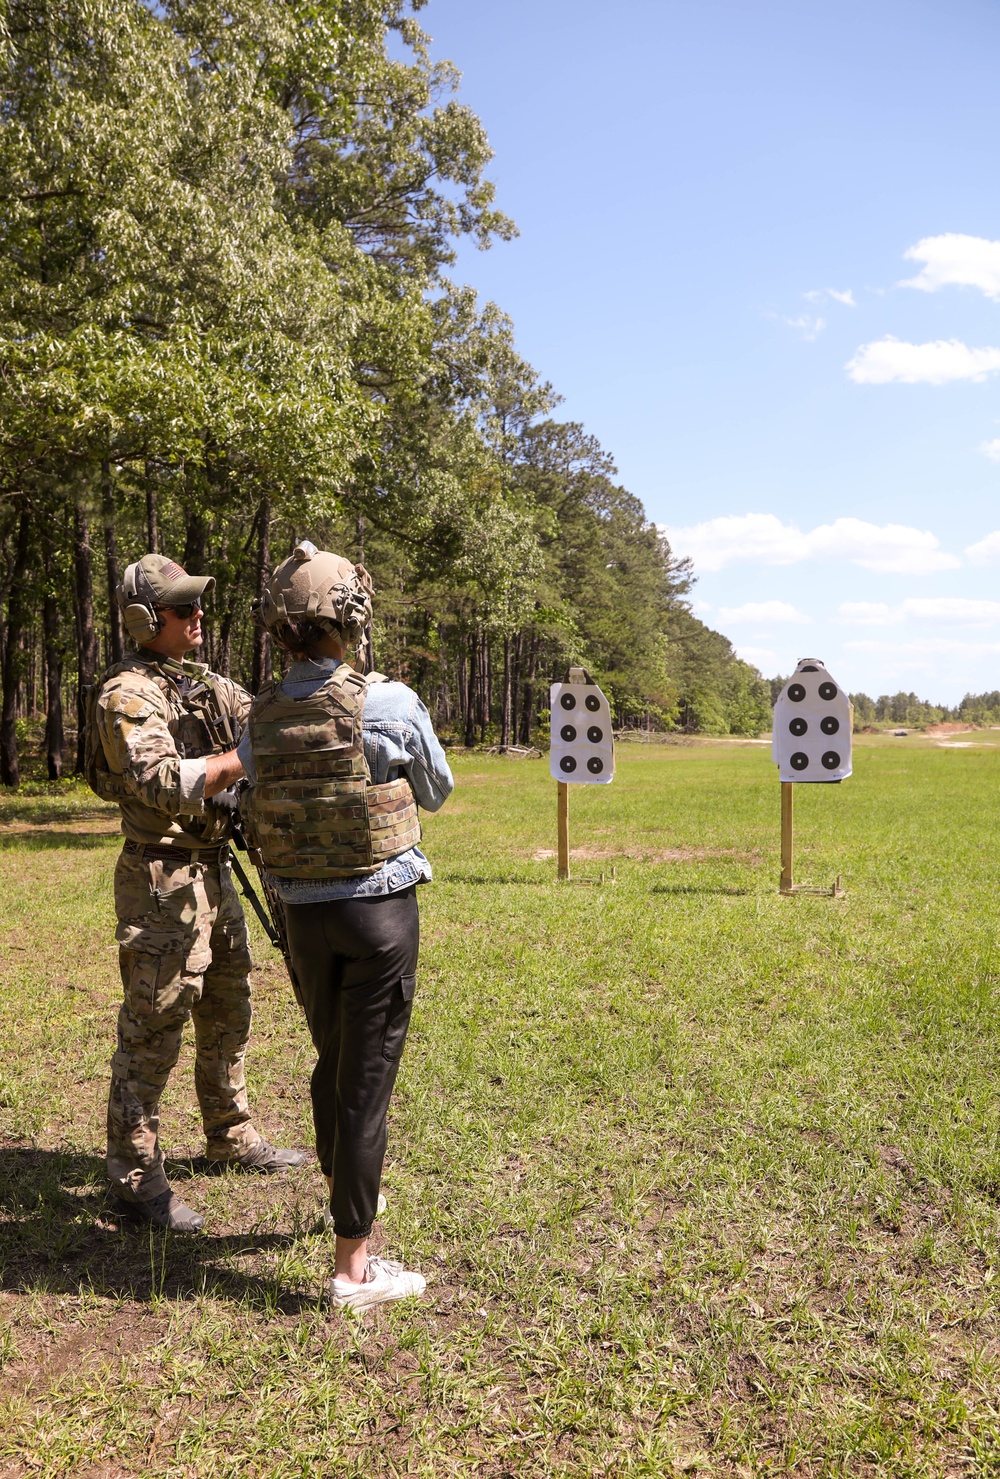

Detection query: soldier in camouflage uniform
xmin=92 ymin=554 xmax=306 ymax=1232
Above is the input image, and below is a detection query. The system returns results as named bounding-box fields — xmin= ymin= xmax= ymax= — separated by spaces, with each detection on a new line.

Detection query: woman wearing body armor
xmin=238 ymin=541 xmax=453 ymax=1310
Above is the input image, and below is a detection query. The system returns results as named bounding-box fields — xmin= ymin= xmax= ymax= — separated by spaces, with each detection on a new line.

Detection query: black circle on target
xmin=819 ymin=682 xmax=837 ymax=700
xmin=820 ymin=715 xmax=839 ymax=735
xmin=587 ymin=725 xmax=603 ymax=743
xmin=560 ymin=724 xmax=577 ymax=742
xmin=587 ymin=756 xmax=604 ymax=774
xmin=560 ymin=692 xmax=576 ymax=710
xmin=789 ymin=717 xmax=807 ymax=737
xmin=560 ymin=755 xmax=577 ymax=773
xmin=790 ymin=751 xmax=809 ymax=771
xmin=585 ymin=694 xmax=600 ymax=712
xmin=821 ymin=750 xmax=840 ymax=770
xmin=788 ymin=683 xmax=806 ymax=702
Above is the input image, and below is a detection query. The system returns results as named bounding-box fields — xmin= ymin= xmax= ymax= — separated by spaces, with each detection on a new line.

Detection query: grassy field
xmin=2 ymin=734 xmax=1000 ymax=1476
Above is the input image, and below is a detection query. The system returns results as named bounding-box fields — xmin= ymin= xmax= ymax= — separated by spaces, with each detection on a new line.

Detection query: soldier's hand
xmin=207 ymin=787 xmax=240 ymax=819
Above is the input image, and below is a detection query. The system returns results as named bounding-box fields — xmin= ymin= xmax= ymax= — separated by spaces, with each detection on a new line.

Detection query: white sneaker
xmin=320 ymin=1192 xmax=386 ymax=1234
xmin=329 ymin=1256 xmax=426 ymax=1311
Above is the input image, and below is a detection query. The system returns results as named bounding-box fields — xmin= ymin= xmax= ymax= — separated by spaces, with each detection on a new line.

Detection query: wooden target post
xmin=774 ymin=659 xmax=851 ymax=899
xmin=557 ymin=780 xmax=570 ymax=880
xmin=779 ymin=781 xmax=843 ymax=897
xmin=550 ymin=667 xmax=615 ymax=886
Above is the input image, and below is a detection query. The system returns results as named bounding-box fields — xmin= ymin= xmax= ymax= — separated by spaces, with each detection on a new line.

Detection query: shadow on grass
xmin=0 ymin=1147 xmax=316 ymax=1313
xmin=0 ymin=831 xmax=118 ymax=851
xmin=0 ymin=801 xmax=118 ymax=825
xmin=652 ymin=884 xmax=754 ymax=897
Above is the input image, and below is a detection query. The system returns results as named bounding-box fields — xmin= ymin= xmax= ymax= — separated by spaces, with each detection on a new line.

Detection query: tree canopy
xmin=0 ymin=0 xmax=770 ymax=786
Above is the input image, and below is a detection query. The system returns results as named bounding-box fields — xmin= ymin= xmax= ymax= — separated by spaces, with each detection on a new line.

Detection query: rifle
xmin=227 ymin=815 xmax=304 ymax=1008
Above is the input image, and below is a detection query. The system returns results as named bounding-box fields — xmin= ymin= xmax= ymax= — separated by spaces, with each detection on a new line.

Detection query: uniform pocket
xmin=381 ymin=974 xmax=416 ymax=1062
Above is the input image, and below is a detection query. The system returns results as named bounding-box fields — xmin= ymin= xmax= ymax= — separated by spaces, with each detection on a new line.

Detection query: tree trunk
xmin=145 ymin=461 xmax=159 ymax=553
xmin=519 ymin=631 xmax=539 ymax=745
xmin=510 ymin=631 xmax=522 ymax=747
xmin=42 ymin=583 xmax=65 ymax=779
xmin=251 ymin=495 xmax=271 ymax=694
xmin=478 ymin=635 xmax=490 ymax=742
xmin=457 ymin=643 xmax=467 ymax=738
xmin=73 ymin=498 xmax=99 ymax=773
xmin=499 ymin=635 xmax=512 ymax=750
xmin=102 ymin=462 xmax=124 ymax=664
xmin=0 ymin=505 xmax=32 ymax=787
xmin=463 ymin=632 xmax=477 ymax=747
xmin=181 ymin=461 xmax=208 ymax=570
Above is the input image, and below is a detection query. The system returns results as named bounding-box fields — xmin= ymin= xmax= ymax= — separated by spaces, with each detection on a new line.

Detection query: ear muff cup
xmin=123 ymin=603 xmax=161 ymax=644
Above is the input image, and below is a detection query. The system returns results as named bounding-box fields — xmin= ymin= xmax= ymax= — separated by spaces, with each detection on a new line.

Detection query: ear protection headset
xmin=119 ymin=563 xmax=163 ymax=645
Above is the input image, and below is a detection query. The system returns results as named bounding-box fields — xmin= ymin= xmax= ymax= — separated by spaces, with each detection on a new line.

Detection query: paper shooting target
xmin=772 ymin=659 xmax=852 ymax=783
xmin=549 ymin=679 xmax=615 ymax=784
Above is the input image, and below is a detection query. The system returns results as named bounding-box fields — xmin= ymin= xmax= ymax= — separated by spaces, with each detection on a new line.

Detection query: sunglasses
xmin=158 ymin=600 xmax=203 ymax=619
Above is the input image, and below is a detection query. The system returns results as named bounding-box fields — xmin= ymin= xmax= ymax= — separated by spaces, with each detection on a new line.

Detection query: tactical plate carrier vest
xmin=85 ymin=657 xmax=240 ymax=804
xmin=242 ymin=665 xmax=421 ymax=880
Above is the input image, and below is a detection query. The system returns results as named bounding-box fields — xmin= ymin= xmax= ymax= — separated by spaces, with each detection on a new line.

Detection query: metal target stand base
xmin=778 ymin=781 xmax=845 ymax=899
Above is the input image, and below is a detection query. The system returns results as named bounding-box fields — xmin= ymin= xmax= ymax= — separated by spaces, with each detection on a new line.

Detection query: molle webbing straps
xmin=243 ymin=665 xmax=420 ymax=880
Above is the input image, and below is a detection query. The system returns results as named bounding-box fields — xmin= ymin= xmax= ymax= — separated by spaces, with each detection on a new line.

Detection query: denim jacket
xmin=237 ymin=659 xmax=454 ymax=903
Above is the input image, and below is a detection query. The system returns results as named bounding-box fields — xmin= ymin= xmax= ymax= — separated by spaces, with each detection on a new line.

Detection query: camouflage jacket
xmin=95 ymin=652 xmax=250 ymax=850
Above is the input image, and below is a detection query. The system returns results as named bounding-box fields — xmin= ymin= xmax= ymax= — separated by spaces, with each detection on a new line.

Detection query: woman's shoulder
xmin=363 ymin=678 xmax=418 ymax=721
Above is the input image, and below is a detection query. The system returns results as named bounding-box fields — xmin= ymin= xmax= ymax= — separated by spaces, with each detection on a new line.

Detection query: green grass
xmin=1 ymin=735 xmax=1000 ymax=1475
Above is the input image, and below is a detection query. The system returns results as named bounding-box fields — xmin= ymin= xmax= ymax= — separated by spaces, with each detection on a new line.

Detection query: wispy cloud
xmin=838 ymin=598 xmax=1000 ymax=626
xmin=846 ymin=337 xmax=1000 ymax=385
xmin=805 ymin=287 xmax=856 ymax=307
xmin=717 ymin=600 xmax=811 ymax=624
xmin=661 ymin=513 xmax=960 ymax=575
xmin=777 ymin=312 xmax=825 ymax=340
xmin=980 ymin=439 xmax=1000 ymax=462
xmin=965 ymin=530 xmax=1000 ymax=565
xmin=900 ymin=234 xmax=1000 ymax=301
xmin=734 ymin=645 xmax=778 ymax=671
xmin=843 ymin=638 xmax=1000 ymax=675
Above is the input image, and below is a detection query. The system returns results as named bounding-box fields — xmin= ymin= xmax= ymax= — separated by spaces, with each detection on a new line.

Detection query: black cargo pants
xmin=284 ymin=887 xmax=419 ymax=1239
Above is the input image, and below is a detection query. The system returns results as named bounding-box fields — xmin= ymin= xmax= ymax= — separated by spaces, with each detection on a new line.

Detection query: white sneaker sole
xmin=330 ymin=1269 xmax=426 ymax=1311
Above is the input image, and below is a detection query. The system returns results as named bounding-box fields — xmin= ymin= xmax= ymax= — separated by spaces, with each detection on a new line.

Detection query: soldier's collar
xmin=136 ymin=652 xmax=210 ymax=683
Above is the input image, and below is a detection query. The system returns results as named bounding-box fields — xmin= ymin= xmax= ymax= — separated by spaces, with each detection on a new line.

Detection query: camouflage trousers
xmin=107 ymin=845 xmax=261 ymax=1200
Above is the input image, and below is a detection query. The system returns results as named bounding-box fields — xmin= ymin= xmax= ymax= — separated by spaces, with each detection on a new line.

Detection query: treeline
xmin=0 ymin=0 xmax=768 ymax=788
xmin=764 ymin=689 xmax=1000 ymax=730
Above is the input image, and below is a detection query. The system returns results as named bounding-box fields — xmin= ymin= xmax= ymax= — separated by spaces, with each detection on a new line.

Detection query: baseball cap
xmin=126 ymin=554 xmax=215 ymax=608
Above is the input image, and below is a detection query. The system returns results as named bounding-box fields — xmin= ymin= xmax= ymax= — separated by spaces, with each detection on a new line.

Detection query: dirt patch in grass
xmin=924 ymin=722 xmax=981 ymax=737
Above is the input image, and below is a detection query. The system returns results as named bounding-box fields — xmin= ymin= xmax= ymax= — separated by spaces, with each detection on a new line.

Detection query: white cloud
xmin=844 ymin=638 xmax=1000 ymax=668
xmin=980 ymin=439 xmax=1000 ymax=462
xmin=965 ymin=530 xmax=1000 ymax=565
xmin=717 ymin=600 xmax=811 ymax=624
xmin=780 ymin=313 xmax=825 ymax=340
xmin=734 ymin=645 xmax=778 ymax=671
xmin=838 ymin=598 xmax=1000 ymax=626
xmin=900 ymin=234 xmax=1000 ymax=301
xmin=838 ymin=602 xmax=896 ymax=626
xmin=662 ymin=513 xmax=960 ymax=575
xmin=846 ymin=336 xmax=1000 ymax=385
xmin=805 ymin=288 xmax=856 ymax=307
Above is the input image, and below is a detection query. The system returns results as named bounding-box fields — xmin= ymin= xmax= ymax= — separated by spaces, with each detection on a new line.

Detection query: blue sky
xmin=424 ymin=0 xmax=1000 ymax=703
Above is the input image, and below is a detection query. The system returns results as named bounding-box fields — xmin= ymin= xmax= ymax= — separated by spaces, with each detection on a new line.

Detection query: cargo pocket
xmin=381 ymin=974 xmax=416 ymax=1062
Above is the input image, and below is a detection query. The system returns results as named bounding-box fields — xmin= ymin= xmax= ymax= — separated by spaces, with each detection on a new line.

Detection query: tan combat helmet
xmin=259 ymin=541 xmax=373 ymax=646
xmin=117 ymin=555 xmax=216 ymax=645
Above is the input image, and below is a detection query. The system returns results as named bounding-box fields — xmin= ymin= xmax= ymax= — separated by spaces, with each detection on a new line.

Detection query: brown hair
xmin=271 ymin=618 xmax=347 ymax=661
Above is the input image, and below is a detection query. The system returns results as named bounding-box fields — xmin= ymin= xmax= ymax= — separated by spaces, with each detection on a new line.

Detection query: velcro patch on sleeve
xmin=105 ymin=692 xmax=154 ymax=721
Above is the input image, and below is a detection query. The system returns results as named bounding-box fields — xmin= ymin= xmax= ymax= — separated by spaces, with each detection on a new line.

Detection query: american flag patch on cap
xmin=160 ymin=561 xmax=185 ymax=579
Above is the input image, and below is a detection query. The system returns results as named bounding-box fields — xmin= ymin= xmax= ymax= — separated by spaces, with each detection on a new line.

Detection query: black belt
xmin=123 ymin=839 xmax=228 ymax=866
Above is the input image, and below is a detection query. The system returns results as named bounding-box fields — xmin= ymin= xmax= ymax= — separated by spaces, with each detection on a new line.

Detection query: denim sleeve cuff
xmin=178 ymin=757 xmax=207 ymax=811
